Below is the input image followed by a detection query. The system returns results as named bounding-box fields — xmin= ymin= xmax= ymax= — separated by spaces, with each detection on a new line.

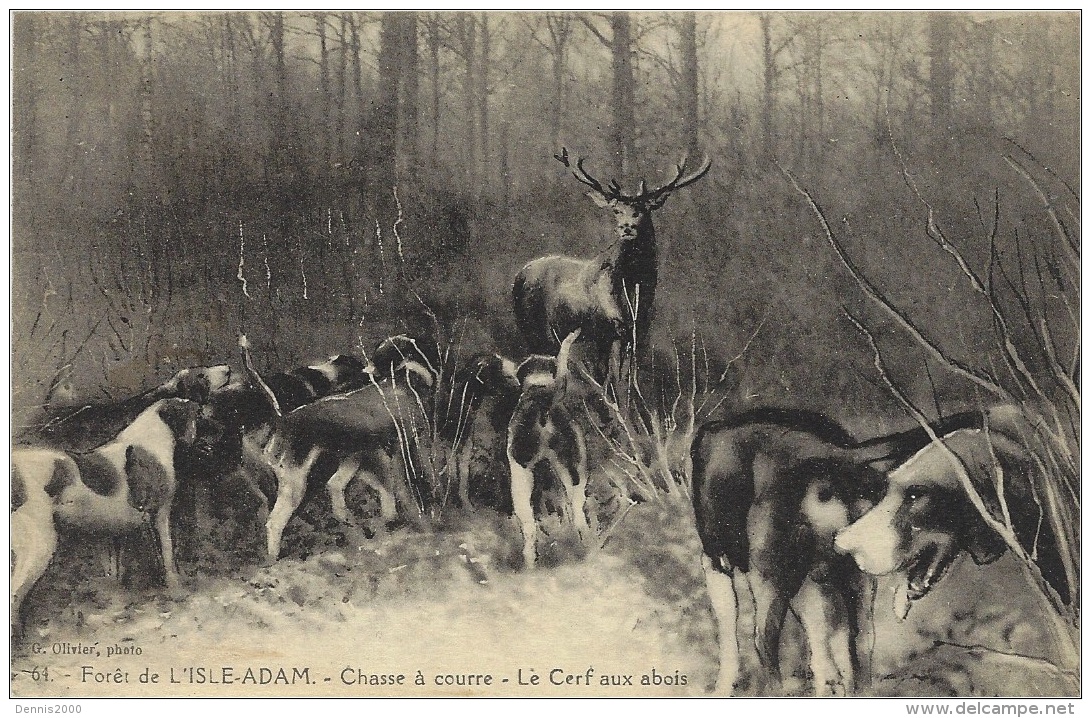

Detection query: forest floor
xmin=10 ymin=481 xmax=1077 ymax=698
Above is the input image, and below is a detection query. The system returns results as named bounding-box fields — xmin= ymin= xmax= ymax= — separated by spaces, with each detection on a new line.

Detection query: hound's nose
xmin=833 ymin=526 xmax=856 ymax=555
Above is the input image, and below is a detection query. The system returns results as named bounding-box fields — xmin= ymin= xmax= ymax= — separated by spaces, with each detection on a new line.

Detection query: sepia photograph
xmin=8 ymin=10 xmax=1080 ymax=699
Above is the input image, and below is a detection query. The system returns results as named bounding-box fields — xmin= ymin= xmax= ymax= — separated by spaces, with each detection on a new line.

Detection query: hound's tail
xmin=851 ymin=410 xmax=986 ymax=470
xmin=239 ymin=334 xmax=284 ymax=418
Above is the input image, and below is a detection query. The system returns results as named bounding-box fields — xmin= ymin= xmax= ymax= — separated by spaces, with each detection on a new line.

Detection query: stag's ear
xmin=586 ymin=190 xmax=612 ymax=208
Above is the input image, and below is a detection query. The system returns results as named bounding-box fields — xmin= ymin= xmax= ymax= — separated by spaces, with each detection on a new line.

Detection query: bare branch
xmin=777 ymin=161 xmax=1008 ymax=400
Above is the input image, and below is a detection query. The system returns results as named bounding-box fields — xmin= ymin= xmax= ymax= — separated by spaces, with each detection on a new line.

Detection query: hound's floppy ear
xmin=159 ymin=399 xmax=200 ymax=445
xmin=951 ymin=430 xmax=1028 ymax=566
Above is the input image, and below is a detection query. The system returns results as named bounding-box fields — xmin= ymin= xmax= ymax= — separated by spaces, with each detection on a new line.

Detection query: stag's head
xmin=556 ymin=149 xmax=712 ymax=241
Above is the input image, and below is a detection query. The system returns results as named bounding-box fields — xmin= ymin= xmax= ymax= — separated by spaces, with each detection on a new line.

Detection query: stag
xmin=512 ymin=150 xmax=711 ymax=386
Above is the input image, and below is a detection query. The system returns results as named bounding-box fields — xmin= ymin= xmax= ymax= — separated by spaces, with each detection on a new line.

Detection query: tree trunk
xmin=610 ymin=11 xmax=636 ymax=179
xmin=760 ymin=14 xmax=776 ymax=163
xmin=349 ymin=15 xmax=364 ymax=124
xmin=371 ymin=12 xmax=401 ymax=205
xmin=61 ymin=17 xmax=86 ymax=194
xmin=12 ymin=13 xmax=38 ymax=188
xmin=813 ymin=23 xmax=824 ymax=161
xmin=546 ymin=14 xmax=571 ymax=150
xmin=139 ymin=18 xmax=156 ymax=194
xmin=316 ymin=13 xmax=330 ymax=174
xmin=679 ymin=12 xmax=701 ymax=159
xmin=461 ymin=15 xmax=477 ymax=185
xmin=335 ymin=14 xmax=349 ymax=161
xmin=400 ymin=12 xmax=419 ymax=177
xmin=928 ymin=11 xmax=954 ymax=135
xmin=271 ymin=12 xmax=290 ymax=176
xmin=478 ymin=13 xmax=490 ymax=193
xmin=427 ymin=16 xmax=441 ymax=167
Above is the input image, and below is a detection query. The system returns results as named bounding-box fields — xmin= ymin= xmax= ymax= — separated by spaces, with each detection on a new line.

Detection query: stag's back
xmin=514 ymin=255 xmax=621 ymax=355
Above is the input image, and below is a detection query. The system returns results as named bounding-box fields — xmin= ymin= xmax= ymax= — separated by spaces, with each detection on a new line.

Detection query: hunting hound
xmin=506 ymin=330 xmax=589 ymax=568
xmin=11 ymin=398 xmax=203 ymax=639
xmin=691 ymin=407 xmax=983 ymax=695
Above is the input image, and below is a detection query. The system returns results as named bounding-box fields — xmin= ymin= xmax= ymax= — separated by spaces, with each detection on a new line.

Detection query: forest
xmin=9 ymin=11 xmax=1080 ymax=698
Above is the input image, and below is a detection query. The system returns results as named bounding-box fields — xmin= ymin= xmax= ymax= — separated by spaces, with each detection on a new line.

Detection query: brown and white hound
xmin=506 ymin=329 xmax=589 ymax=568
xmin=691 ymin=407 xmax=983 ymax=695
xmin=835 ymin=404 xmax=1075 ymax=619
xmin=10 ymin=398 xmax=203 ymax=639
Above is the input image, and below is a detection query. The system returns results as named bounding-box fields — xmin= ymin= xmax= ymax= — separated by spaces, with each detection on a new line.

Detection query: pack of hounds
xmin=10 ymin=151 xmax=1075 ymax=696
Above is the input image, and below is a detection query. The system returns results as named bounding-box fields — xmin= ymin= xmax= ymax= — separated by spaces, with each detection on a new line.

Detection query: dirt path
xmin=11 ymin=500 xmax=717 ymax=698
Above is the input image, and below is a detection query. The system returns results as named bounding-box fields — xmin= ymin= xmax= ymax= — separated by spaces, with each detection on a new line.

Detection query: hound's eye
xmin=905 ymin=486 xmax=929 ymax=502
xmin=816 ymin=484 xmax=834 ymax=502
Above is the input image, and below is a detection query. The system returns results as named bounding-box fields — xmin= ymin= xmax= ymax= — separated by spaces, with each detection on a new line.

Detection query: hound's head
xmin=367 ymin=335 xmax=438 ymax=391
xmin=455 ymin=353 xmax=520 ymax=399
xmin=160 ymin=365 xmax=233 ymax=403
xmin=835 ymin=429 xmax=1018 ymax=617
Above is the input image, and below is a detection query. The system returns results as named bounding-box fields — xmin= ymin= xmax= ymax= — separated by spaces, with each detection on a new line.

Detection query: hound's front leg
xmin=508 ymin=458 xmax=537 ymax=568
xmin=153 ymin=504 xmax=184 ymax=598
xmin=326 ymin=455 xmax=363 ymax=526
xmin=10 ymin=501 xmax=58 ymax=640
xmin=553 ymin=418 xmax=590 ymax=542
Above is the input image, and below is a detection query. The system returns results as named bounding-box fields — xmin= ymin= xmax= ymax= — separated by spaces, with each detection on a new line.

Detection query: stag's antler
xmin=556 ymin=149 xmax=710 ymax=202
xmin=637 ymin=155 xmax=713 ymax=203
xmin=556 ymin=148 xmax=621 ymax=200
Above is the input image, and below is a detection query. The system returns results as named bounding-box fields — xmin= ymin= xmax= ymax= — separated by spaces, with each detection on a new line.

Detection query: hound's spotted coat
xmin=10 ymin=398 xmax=202 ymax=638
xmin=505 ymin=330 xmax=588 ymax=568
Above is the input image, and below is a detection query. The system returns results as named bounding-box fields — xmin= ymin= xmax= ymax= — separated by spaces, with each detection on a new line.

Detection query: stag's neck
xmin=608 ymin=221 xmax=658 ymax=294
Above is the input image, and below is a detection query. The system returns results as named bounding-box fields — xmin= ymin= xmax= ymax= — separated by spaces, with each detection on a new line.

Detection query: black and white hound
xmin=24 ymin=364 xmax=232 ymax=452
xmin=835 ymin=404 xmax=1074 ymax=619
xmin=506 ymin=329 xmax=589 ymax=568
xmin=446 ymin=352 xmax=521 ymax=510
xmin=201 ymin=348 xmax=371 ymax=513
xmin=10 ymin=398 xmax=203 ymax=639
xmin=234 ymin=336 xmax=438 ymax=564
xmin=691 ymin=407 xmax=983 ymax=695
